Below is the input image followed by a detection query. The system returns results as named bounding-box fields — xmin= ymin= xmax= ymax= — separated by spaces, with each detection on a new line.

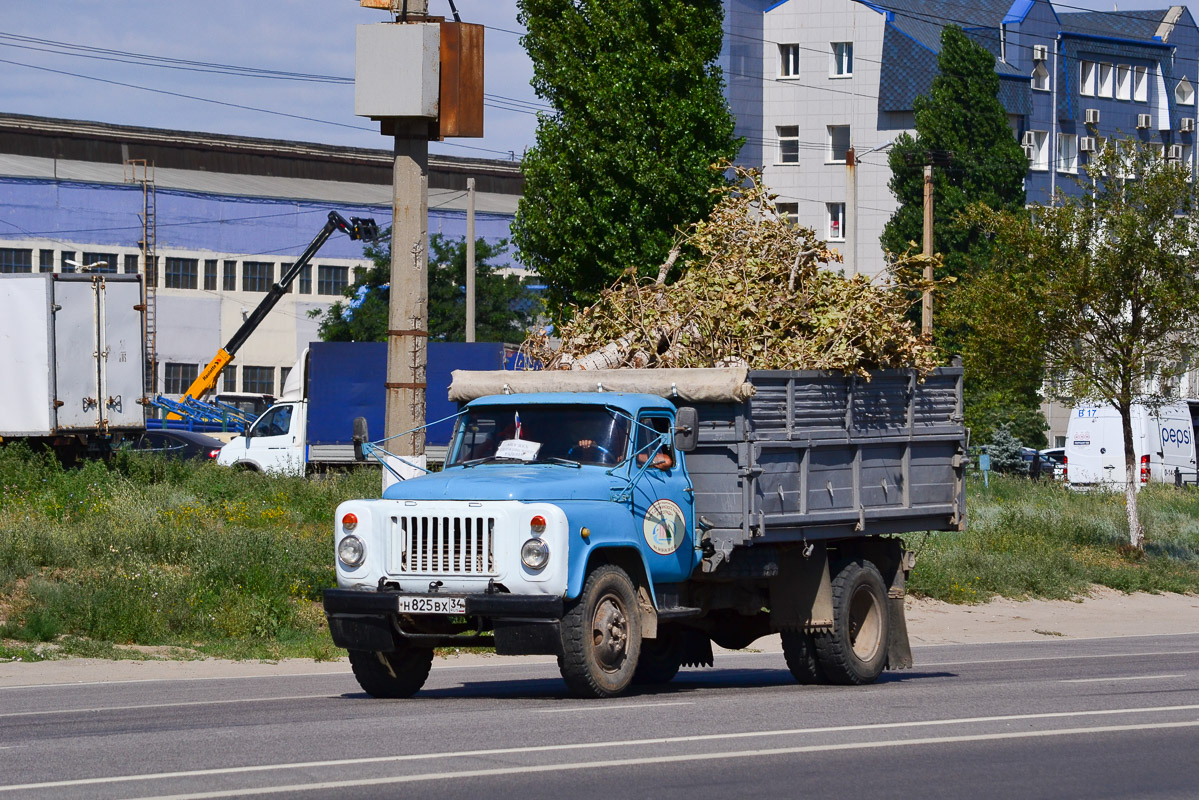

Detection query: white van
xmin=1064 ymin=401 xmax=1199 ymax=489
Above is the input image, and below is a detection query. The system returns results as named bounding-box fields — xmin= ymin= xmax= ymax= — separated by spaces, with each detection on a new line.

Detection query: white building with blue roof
xmin=722 ymin=0 xmax=1199 ymax=277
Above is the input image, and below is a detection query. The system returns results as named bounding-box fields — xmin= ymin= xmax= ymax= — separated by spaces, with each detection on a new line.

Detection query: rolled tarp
xmin=448 ymin=368 xmax=755 ymax=404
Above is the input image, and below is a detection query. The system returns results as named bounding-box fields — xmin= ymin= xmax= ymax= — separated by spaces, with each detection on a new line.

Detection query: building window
xmin=1080 ymin=61 xmax=1096 ymax=96
xmin=1177 ymin=77 xmax=1195 ymax=106
xmin=124 ymin=254 xmax=139 ymax=274
xmin=1098 ymin=63 xmax=1113 ymax=98
xmin=1057 ymin=134 xmax=1078 ymax=174
xmin=164 ymin=257 xmax=199 ymax=289
xmin=204 ymin=259 xmax=218 ymax=291
xmin=827 ymin=125 xmax=851 ymax=163
xmin=776 ymin=125 xmax=800 ymax=163
xmin=280 ymin=366 xmax=292 ymax=389
xmin=299 ymin=264 xmax=312 ymax=294
xmin=164 ymin=363 xmax=199 ymax=395
xmin=280 ymin=263 xmax=294 ymax=294
xmin=826 ymin=203 xmax=846 ymax=241
xmin=222 ymin=365 xmax=237 ymax=393
xmin=1029 ymin=130 xmax=1049 ymax=171
xmin=223 ymin=260 xmax=237 ymax=291
xmin=40 ymin=250 xmax=55 ymax=273
xmin=1116 ymin=65 xmax=1131 ymax=101
xmin=317 ymin=265 xmax=349 ymax=296
xmin=242 ymin=261 xmax=273 ymax=292
xmin=145 ymin=256 xmax=157 ymax=287
xmin=1133 ymin=66 xmax=1148 ymax=102
xmin=242 ymin=366 xmax=275 ymax=395
xmin=82 ymin=252 xmax=118 ymax=273
xmin=0 ymin=248 xmax=33 ymax=273
xmin=1183 ymin=145 xmax=1194 ymax=181
xmin=831 ymin=42 xmax=853 ymax=77
xmin=1031 ymin=62 xmax=1049 ymax=92
xmin=779 ymin=43 xmax=800 ymax=78
xmin=776 ymin=202 xmax=799 ymax=224
xmin=60 ymin=251 xmax=75 ymax=273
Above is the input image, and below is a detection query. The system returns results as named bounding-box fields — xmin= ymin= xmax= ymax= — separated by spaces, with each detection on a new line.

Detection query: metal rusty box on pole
xmin=438 ymin=22 xmax=484 ymax=138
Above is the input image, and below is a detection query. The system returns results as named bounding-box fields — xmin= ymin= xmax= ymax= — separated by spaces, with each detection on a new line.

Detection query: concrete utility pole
xmin=921 ymin=164 xmax=934 ymax=338
xmin=844 ymin=148 xmax=856 ymax=276
xmin=465 ymin=176 xmax=476 ymax=342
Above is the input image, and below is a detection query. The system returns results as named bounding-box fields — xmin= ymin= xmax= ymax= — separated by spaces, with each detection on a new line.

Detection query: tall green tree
xmin=312 ymin=233 xmax=542 ymax=343
xmin=512 ymin=0 xmax=741 ymax=317
xmin=882 ymin=25 xmax=1035 ymax=439
xmin=965 ymin=140 xmax=1199 ymax=549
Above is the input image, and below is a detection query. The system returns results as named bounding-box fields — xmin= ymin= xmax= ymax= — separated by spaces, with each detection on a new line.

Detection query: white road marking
xmin=531 ymin=701 xmax=693 ymax=713
xmin=135 ymin=719 xmax=1199 ymax=799
xmin=4 ymin=703 xmax=1198 ymax=794
xmin=1061 ymin=674 xmax=1187 ymax=684
xmin=920 ymin=649 xmax=1199 ymax=667
xmin=0 ymin=694 xmax=338 ymax=719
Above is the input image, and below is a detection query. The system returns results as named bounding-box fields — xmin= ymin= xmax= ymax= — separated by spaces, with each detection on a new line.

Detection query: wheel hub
xmin=591 ymin=595 xmax=628 ymax=672
xmin=848 ymin=584 xmax=883 ymax=661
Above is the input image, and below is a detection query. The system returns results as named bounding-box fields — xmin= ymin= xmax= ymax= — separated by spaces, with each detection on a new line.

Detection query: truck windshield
xmin=448 ymin=405 xmax=629 ymax=467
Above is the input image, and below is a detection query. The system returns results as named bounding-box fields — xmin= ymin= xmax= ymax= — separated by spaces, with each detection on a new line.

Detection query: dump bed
xmin=690 ymin=368 xmax=965 ymax=552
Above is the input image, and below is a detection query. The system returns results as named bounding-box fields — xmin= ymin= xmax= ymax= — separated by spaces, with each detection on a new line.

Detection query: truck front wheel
xmin=347 ymin=643 xmax=434 ymax=698
xmin=813 ymin=559 xmax=889 ymax=685
xmin=559 ymin=565 xmax=642 ymax=698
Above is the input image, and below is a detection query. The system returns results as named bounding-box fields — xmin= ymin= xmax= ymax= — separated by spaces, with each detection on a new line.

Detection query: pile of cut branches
xmin=521 ymin=164 xmax=945 ymax=375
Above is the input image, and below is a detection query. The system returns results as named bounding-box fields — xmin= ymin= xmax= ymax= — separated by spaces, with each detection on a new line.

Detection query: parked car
xmin=122 ymin=430 xmax=224 ymax=461
xmin=1039 ymin=447 xmax=1066 ymax=481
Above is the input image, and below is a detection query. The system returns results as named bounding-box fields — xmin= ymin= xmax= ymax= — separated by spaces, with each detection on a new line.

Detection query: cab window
xmin=634 ymin=414 xmax=674 ymax=469
xmin=252 ymin=405 xmax=293 ymax=437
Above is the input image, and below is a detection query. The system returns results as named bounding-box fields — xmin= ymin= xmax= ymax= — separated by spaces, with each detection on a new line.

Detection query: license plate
xmin=397 ymin=595 xmax=466 ymax=615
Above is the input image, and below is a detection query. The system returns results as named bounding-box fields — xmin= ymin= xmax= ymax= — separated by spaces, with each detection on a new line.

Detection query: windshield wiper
xmin=536 ymin=456 xmax=582 ymax=468
xmin=459 ymin=456 xmax=526 ymax=468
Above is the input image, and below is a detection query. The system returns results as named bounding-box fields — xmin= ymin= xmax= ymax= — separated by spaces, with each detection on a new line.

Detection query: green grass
xmin=905 ymin=473 xmax=1199 ymax=603
xmin=3 ymin=448 xmax=1198 ymax=663
xmin=0 ymin=443 xmax=376 ymax=661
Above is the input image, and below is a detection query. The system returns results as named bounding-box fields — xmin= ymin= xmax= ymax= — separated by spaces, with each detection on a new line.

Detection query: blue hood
xmin=382 ymin=464 xmax=621 ymax=502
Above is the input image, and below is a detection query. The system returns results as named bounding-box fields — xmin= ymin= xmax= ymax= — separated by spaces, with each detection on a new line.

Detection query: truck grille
xmin=391 ymin=515 xmax=497 ymax=575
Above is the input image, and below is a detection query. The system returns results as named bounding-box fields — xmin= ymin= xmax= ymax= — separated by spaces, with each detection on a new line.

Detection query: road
xmin=2 ymin=633 xmax=1198 ymax=800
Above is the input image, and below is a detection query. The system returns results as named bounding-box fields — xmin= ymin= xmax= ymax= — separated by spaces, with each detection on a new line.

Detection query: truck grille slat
xmin=392 ymin=515 xmax=497 ymax=576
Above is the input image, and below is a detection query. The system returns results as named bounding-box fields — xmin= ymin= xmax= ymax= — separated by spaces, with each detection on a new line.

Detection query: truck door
xmin=98 ymin=277 xmax=144 ymax=430
xmin=245 ymin=403 xmax=302 ymax=474
xmin=52 ymin=277 xmax=102 ymax=431
xmin=630 ymin=411 xmax=696 ymax=583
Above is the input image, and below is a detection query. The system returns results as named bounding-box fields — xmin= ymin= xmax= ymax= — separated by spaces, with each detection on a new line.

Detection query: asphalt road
xmin=2 ymin=633 xmax=1198 ymax=800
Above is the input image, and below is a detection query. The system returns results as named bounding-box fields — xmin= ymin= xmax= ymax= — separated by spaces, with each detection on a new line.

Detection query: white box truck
xmin=1064 ymin=401 xmax=1199 ymax=489
xmin=0 ymin=273 xmax=145 ymax=457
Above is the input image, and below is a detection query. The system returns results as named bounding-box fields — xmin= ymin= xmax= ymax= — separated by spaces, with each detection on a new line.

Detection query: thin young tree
xmin=964 ymin=140 xmax=1199 ymax=549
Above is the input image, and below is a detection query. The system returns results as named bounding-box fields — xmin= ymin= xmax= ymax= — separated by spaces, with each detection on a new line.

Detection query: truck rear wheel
xmin=348 ymin=644 xmax=434 ymax=698
xmin=781 ymin=630 xmax=825 ymax=684
xmin=813 ymin=559 xmax=889 ymax=685
xmin=559 ymin=564 xmax=642 ymax=698
xmin=633 ymin=627 xmax=682 ymax=685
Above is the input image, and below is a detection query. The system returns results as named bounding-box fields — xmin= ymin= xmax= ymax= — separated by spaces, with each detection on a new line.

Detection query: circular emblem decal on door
xmin=643 ymin=499 xmax=686 ymax=555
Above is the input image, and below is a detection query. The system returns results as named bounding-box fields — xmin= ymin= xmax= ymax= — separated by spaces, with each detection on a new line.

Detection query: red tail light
xmin=1062 ymin=455 xmax=1067 ymax=481
xmin=207 ymin=449 xmax=220 ymax=459
xmin=1140 ymin=454 xmax=1150 ymax=484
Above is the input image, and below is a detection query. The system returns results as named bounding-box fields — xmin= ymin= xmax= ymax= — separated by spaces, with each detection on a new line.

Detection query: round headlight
xmin=338 ymin=534 xmax=365 ymax=568
xmin=521 ymin=537 xmax=550 ymax=570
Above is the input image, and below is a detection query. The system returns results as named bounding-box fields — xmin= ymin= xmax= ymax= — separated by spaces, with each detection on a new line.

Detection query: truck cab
xmin=216 ymin=400 xmax=306 ymax=475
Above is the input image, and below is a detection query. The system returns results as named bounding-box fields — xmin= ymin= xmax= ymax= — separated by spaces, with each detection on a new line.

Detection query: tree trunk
xmin=1119 ymin=406 xmax=1145 ymax=550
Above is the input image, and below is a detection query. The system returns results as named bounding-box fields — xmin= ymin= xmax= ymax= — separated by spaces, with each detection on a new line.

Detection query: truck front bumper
xmin=322 ymin=589 xmax=565 ymax=656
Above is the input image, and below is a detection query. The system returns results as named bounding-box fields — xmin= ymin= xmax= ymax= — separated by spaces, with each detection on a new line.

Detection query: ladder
xmin=125 ymin=159 xmax=157 ymax=395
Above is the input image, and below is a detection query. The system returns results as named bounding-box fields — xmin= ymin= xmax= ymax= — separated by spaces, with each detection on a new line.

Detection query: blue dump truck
xmin=323 ymin=366 xmax=966 ymax=698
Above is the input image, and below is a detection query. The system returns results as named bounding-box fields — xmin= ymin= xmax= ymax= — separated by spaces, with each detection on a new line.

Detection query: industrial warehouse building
xmin=0 ymin=113 xmax=522 ymax=399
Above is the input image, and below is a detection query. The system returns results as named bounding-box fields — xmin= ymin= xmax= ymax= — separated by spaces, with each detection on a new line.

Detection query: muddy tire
xmin=559 ymin=565 xmax=642 ymax=698
xmin=813 ymin=560 xmax=889 ymax=685
xmin=781 ymin=629 xmax=825 ymax=684
xmin=348 ymin=644 xmax=434 ymax=698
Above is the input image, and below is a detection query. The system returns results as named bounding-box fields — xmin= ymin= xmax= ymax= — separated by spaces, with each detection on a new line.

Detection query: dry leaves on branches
xmin=521 ymin=163 xmax=945 ymax=375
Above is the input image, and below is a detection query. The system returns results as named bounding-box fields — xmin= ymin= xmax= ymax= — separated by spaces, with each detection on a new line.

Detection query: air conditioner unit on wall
xmin=1182 ymin=117 xmax=1195 ymax=132
xmin=1080 ymin=137 xmax=1097 ymax=152
xmin=1022 ymin=130 xmax=1037 ymax=146
xmin=1085 ymin=108 xmax=1101 ymax=125
xmin=1033 ymin=44 xmax=1048 ymax=61
xmin=1169 ymin=144 xmax=1185 ymax=160
xmin=1023 ymin=144 xmax=1036 ymax=159
xmin=1137 ymin=114 xmax=1153 ymax=129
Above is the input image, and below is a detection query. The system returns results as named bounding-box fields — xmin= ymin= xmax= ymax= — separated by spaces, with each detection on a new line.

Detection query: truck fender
xmin=575 ymin=545 xmax=660 ymax=639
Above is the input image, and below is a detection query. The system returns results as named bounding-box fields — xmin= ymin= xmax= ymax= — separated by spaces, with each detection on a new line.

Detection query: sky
xmin=0 ymin=0 xmax=1193 ymax=163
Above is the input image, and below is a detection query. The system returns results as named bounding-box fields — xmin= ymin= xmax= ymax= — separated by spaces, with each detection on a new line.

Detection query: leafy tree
xmin=512 ymin=0 xmax=741 ymax=317
xmin=882 ymin=25 xmax=1035 ymax=437
xmin=312 ymin=233 xmax=542 ymax=343
xmin=965 ymin=140 xmax=1199 ymax=549
xmin=966 ymin=389 xmax=1047 ymax=450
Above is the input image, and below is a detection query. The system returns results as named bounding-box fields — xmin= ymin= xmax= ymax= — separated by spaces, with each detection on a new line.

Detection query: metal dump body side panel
xmin=690 ymin=367 xmax=965 ymax=547
xmin=0 ymin=275 xmax=55 ymax=435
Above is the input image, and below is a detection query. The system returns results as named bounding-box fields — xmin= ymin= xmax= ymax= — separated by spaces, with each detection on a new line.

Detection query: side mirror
xmin=352 ymin=416 xmax=369 ymax=461
xmin=674 ymin=407 xmax=698 ymax=453
xmin=243 ymin=424 xmax=254 ymax=439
